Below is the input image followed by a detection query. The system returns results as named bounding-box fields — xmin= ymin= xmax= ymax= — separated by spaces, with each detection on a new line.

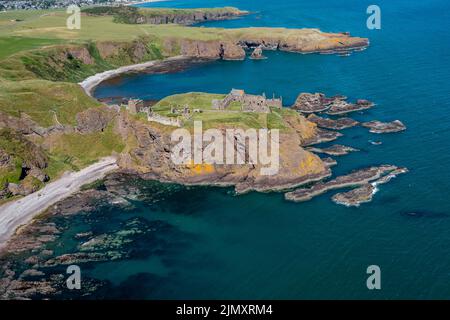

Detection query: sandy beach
xmin=79 ymin=55 xmax=185 ymax=96
xmin=0 ymin=157 xmax=118 ymax=249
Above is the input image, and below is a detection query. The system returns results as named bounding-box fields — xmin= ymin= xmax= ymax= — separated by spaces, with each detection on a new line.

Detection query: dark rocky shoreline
xmin=285 ymin=165 xmax=408 ymax=203
xmin=292 ymin=93 xmax=374 ymax=115
xmin=306 ymin=144 xmax=359 ymax=156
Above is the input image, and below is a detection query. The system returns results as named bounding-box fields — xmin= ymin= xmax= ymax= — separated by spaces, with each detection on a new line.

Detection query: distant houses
xmin=0 ymin=0 xmax=142 ymax=11
xmin=212 ymin=89 xmax=282 ymax=113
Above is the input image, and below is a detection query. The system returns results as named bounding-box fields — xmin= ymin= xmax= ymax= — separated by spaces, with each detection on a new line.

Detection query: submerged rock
xmin=326 ymin=99 xmax=374 ymax=115
xmin=362 ymin=120 xmax=406 ymax=133
xmin=306 ymin=144 xmax=359 ymax=156
xmin=332 ymin=184 xmax=375 ymax=207
xmin=44 ymin=251 xmax=123 ymax=267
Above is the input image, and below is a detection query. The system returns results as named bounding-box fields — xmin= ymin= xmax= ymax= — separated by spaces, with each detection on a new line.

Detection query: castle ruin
xmin=127 ymin=99 xmax=144 ymax=114
xmin=212 ymin=89 xmax=282 ymax=113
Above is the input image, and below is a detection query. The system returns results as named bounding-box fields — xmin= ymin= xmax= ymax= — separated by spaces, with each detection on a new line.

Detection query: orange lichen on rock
xmin=187 ymin=161 xmax=215 ymax=175
xmin=297 ymin=152 xmax=325 ymax=175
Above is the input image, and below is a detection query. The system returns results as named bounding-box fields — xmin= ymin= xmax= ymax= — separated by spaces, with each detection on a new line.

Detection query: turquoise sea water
xmin=67 ymin=0 xmax=450 ymax=298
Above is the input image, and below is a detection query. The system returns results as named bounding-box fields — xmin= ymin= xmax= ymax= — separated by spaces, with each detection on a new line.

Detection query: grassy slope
xmin=44 ymin=123 xmax=125 ymax=170
xmin=0 ymin=10 xmax=224 ymax=44
xmin=0 ymin=129 xmax=30 ymax=186
xmin=0 ymin=11 xmax=131 ymax=187
xmin=0 ymin=36 xmax=63 ymax=60
xmin=0 ymin=79 xmax=102 ymax=127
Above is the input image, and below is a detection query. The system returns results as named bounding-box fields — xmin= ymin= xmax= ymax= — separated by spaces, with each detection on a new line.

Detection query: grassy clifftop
xmin=152 ymin=92 xmax=300 ymax=131
xmin=82 ymin=6 xmax=247 ymax=25
xmin=0 ymin=9 xmax=367 ymax=57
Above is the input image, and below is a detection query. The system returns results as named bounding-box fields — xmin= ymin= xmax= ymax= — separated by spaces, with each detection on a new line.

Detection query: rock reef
xmin=306 ymin=144 xmax=359 ymax=156
xmin=362 ymin=120 xmax=406 ymax=133
xmin=292 ymin=93 xmax=373 ymax=115
xmin=331 ymin=184 xmax=375 ymax=207
xmin=326 ymin=99 xmax=374 ymax=115
xmin=307 ymin=114 xmax=359 ymax=130
xmin=302 ymin=128 xmax=343 ymax=146
xmin=285 ymin=165 xmax=408 ymax=203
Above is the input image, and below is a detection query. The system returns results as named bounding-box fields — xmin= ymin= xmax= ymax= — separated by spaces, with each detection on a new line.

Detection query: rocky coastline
xmin=285 ymin=165 xmax=408 ymax=203
xmin=292 ymin=92 xmax=374 ymax=115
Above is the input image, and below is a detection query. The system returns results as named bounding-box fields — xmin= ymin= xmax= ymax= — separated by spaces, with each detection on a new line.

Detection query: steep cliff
xmin=114 ymin=112 xmax=329 ymax=194
xmin=231 ymin=28 xmax=369 ymax=53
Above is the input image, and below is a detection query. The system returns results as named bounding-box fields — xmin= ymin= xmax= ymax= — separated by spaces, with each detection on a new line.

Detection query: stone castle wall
xmin=148 ymin=113 xmax=182 ymax=127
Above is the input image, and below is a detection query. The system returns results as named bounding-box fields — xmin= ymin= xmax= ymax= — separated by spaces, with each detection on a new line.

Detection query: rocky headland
xmin=113 ymin=110 xmax=331 ymax=195
xmin=82 ymin=6 xmax=249 ymax=25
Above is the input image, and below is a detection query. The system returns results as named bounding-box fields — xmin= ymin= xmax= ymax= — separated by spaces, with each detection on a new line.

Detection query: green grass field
xmin=0 ymin=79 xmax=102 ymax=127
xmin=0 ymin=10 xmax=224 ymax=47
xmin=45 ymin=123 xmax=125 ymax=170
xmin=0 ymin=36 xmax=63 ymax=60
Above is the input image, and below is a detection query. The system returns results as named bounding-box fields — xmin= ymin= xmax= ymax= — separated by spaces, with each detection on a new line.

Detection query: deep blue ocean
xmin=92 ymin=0 xmax=450 ymax=299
